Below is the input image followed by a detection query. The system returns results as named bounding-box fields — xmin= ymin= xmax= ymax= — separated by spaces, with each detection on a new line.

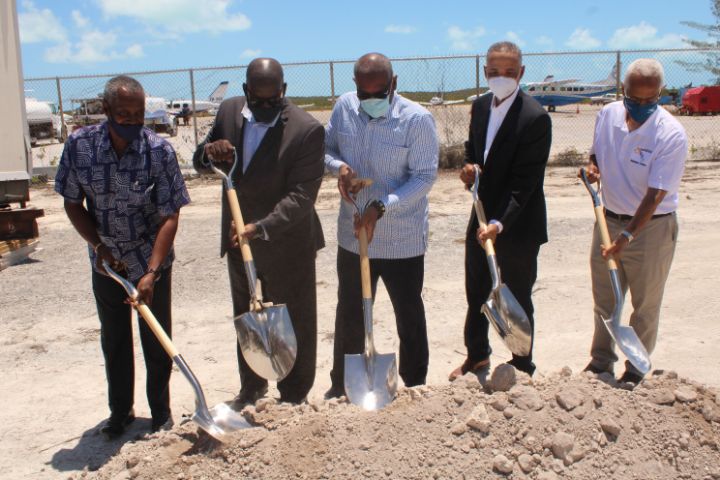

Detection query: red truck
xmin=681 ymin=85 xmax=720 ymax=115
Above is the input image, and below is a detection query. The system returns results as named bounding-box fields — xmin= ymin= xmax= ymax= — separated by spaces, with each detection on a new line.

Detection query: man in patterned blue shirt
xmin=324 ymin=53 xmax=439 ymax=398
xmin=55 ymin=75 xmax=190 ymax=439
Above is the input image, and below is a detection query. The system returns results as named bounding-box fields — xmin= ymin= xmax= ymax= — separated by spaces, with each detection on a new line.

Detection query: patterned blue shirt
xmin=325 ymin=92 xmax=439 ymax=259
xmin=55 ymin=123 xmax=191 ymax=281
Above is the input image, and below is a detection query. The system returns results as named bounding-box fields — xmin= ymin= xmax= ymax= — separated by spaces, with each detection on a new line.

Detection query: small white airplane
xmin=419 ymin=95 xmax=465 ymax=106
xmin=167 ymin=81 xmax=229 ymax=114
xmin=523 ymin=65 xmax=618 ymax=112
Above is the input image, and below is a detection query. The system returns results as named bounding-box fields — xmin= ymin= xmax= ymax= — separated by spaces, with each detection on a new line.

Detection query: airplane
xmin=522 ymin=65 xmax=618 ymax=112
xmin=167 ymin=81 xmax=229 ymax=115
xmin=419 ymin=95 xmax=466 ymax=106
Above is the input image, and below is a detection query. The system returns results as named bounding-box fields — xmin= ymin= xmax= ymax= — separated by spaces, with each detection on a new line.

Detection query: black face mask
xmin=107 ymin=108 xmax=144 ymax=142
xmin=244 ymin=85 xmax=284 ymax=123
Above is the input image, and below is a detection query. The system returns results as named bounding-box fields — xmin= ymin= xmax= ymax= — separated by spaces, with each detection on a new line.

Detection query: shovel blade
xmin=482 ymin=284 xmax=532 ymax=357
xmin=344 ymin=352 xmax=398 ymax=411
xmin=235 ymin=304 xmax=297 ymax=381
xmin=191 ymin=402 xmax=253 ymax=441
xmin=602 ymin=317 xmax=651 ymax=375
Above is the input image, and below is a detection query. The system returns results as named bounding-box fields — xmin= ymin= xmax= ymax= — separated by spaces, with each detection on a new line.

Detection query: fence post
xmin=189 ymin=69 xmax=199 ymax=147
xmin=55 ymin=76 xmax=66 ymax=142
xmin=615 ymin=51 xmax=621 ymax=100
xmin=330 ymin=61 xmax=335 ymax=104
xmin=475 ymin=55 xmax=480 ymax=96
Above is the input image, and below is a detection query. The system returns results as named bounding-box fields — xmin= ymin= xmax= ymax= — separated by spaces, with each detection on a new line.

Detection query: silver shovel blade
xmin=191 ymin=402 xmax=253 ymax=441
xmin=602 ymin=317 xmax=651 ymax=375
xmin=344 ymin=353 xmax=398 ymax=411
xmin=482 ymin=284 xmax=532 ymax=357
xmin=234 ymin=304 xmax=297 ymax=381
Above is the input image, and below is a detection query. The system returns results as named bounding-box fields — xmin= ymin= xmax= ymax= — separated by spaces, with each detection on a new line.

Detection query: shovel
xmin=579 ymin=169 xmax=651 ymax=375
xmin=343 ymin=197 xmax=398 ymax=411
xmin=470 ymin=166 xmax=533 ymax=357
xmin=102 ymin=261 xmax=251 ymax=441
xmin=208 ymin=150 xmax=297 ymax=382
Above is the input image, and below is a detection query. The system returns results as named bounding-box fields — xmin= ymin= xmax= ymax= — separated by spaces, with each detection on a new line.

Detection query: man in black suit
xmin=192 ymin=58 xmax=325 ymax=406
xmin=450 ymin=42 xmax=551 ymax=379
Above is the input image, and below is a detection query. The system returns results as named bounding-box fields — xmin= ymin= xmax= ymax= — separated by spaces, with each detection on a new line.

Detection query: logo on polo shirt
xmin=630 ymin=147 xmax=653 ymax=166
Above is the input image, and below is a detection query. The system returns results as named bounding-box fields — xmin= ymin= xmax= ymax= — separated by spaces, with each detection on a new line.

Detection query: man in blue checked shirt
xmin=324 ymin=52 xmax=439 ymax=399
xmin=55 ymin=75 xmax=190 ymax=439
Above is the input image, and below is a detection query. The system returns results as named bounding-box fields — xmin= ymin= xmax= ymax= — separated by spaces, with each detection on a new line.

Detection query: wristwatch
xmin=145 ymin=267 xmax=162 ymax=282
xmin=620 ymin=229 xmax=634 ymax=243
xmin=369 ymin=200 xmax=386 ymax=219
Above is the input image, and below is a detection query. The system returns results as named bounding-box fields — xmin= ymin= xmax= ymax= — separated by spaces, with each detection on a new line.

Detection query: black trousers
xmin=465 ymin=237 xmax=539 ymax=375
xmin=330 ymin=247 xmax=429 ymax=389
xmin=227 ymin=247 xmax=317 ymax=403
xmin=92 ymin=269 xmax=172 ymax=422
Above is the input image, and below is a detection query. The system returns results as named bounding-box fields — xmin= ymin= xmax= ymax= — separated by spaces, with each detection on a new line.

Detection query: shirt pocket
xmin=127 ymin=176 xmax=155 ymax=212
xmin=628 ymin=146 xmax=653 ymax=168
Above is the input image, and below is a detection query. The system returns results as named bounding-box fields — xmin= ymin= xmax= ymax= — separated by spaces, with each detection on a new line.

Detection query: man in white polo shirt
xmin=582 ymin=58 xmax=687 ymax=385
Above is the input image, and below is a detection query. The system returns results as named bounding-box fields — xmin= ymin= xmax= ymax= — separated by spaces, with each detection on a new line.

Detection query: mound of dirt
xmin=80 ymin=368 xmax=720 ymax=480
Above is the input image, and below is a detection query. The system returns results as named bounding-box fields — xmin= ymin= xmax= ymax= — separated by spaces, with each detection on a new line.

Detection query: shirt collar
xmin=491 ymin=86 xmax=520 ymax=114
xmin=241 ymin=101 xmax=281 ymax=127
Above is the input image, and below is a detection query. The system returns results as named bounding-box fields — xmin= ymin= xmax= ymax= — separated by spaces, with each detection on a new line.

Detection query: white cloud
xmin=505 ymin=31 xmax=525 ymax=47
xmin=71 ymin=10 xmax=90 ymax=28
xmin=607 ymin=22 xmax=685 ymax=49
xmin=535 ymin=35 xmax=554 ymax=47
xmin=447 ymin=25 xmax=486 ymax=51
xmin=18 ymin=1 xmax=67 ymax=43
xmin=97 ymin=0 xmax=251 ymax=34
xmin=44 ymin=30 xmax=145 ymax=64
xmin=565 ymin=28 xmax=601 ymax=50
xmin=241 ymin=48 xmax=262 ymax=59
xmin=385 ymin=24 xmax=417 ymax=34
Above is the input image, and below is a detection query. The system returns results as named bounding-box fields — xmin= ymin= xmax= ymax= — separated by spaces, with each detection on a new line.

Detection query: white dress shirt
xmin=241 ymin=102 xmax=280 ymax=173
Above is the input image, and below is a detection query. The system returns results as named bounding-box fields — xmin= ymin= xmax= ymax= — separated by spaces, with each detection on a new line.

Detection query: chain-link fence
xmin=25 ymin=48 xmax=720 ymax=170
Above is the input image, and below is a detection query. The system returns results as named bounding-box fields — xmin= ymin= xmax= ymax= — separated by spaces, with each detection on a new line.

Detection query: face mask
xmin=360 ymin=97 xmax=390 ymax=119
xmin=107 ymin=114 xmax=143 ymax=143
xmin=249 ymin=104 xmax=282 ymax=124
xmin=487 ymin=76 xmax=518 ymax=101
xmin=623 ymin=96 xmax=658 ymax=124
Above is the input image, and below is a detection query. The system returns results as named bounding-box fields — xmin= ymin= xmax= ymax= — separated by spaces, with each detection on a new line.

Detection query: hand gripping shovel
xmin=579 ymin=169 xmax=651 ymax=375
xmin=103 ymin=261 xmax=251 ymax=441
xmin=470 ymin=166 xmax=533 ymax=356
xmin=343 ymin=197 xmax=398 ymax=411
xmin=208 ymin=150 xmax=297 ymax=381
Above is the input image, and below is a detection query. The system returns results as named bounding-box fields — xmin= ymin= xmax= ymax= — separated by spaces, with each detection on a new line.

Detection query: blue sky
xmin=18 ymin=0 xmax=718 ymax=101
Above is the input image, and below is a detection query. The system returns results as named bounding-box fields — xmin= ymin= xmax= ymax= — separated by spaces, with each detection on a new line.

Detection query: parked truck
xmin=681 ymin=86 xmax=720 ymax=115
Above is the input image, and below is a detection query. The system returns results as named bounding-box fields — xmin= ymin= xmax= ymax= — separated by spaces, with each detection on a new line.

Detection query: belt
xmin=604 ymin=209 xmax=673 ymax=222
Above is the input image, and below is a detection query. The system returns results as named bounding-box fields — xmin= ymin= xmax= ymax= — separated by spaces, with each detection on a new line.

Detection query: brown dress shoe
xmin=448 ymin=358 xmax=491 ymax=381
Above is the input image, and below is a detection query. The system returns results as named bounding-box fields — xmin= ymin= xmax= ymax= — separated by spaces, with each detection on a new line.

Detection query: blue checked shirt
xmin=55 ymin=123 xmax=191 ymax=281
xmin=325 ymin=92 xmax=439 ymax=259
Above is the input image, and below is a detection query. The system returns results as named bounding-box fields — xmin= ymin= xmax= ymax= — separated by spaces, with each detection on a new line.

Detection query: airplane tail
xmin=208 ymin=81 xmax=229 ymax=103
xmin=600 ymin=64 xmax=618 ymax=85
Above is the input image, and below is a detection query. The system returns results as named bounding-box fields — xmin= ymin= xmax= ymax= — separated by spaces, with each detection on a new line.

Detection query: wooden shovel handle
xmin=473 ymin=201 xmax=496 ymax=256
xmin=136 ymin=303 xmax=179 ymax=358
xmin=359 ymin=227 xmax=372 ymax=301
xmin=225 ymin=188 xmax=253 ymax=263
xmin=593 ymin=205 xmax=619 ymax=270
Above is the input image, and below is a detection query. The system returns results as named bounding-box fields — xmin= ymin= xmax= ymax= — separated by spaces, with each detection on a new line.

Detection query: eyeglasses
xmin=357 ymin=82 xmax=393 ymax=101
xmin=243 ymin=85 xmax=284 ymax=108
xmin=624 ymin=91 xmax=661 ymax=106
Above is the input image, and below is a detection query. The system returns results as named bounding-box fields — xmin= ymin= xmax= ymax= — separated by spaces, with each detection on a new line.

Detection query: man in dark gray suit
xmin=193 ymin=58 xmax=325 ymax=406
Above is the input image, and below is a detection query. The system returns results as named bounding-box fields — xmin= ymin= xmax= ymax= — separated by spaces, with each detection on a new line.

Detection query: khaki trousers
xmin=589 ymin=213 xmax=678 ymax=375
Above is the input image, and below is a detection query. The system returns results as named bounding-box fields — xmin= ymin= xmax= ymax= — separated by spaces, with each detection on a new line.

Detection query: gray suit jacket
xmin=193 ymin=97 xmax=325 ymax=262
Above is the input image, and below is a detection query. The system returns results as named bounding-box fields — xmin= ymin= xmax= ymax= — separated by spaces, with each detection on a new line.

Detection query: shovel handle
xmin=225 ymin=188 xmax=254 ymax=263
xmin=358 ymin=227 xmax=372 ymax=300
xmin=593 ymin=205 xmax=619 ymax=271
xmin=135 ymin=303 xmax=180 ymax=358
xmin=473 ymin=201 xmax=496 ymax=256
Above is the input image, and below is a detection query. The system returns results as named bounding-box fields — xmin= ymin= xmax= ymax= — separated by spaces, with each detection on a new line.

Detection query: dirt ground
xmin=1 ymin=165 xmax=719 ymax=479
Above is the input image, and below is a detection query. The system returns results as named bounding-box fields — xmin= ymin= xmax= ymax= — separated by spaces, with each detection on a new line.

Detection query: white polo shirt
xmin=590 ymin=101 xmax=688 ymax=215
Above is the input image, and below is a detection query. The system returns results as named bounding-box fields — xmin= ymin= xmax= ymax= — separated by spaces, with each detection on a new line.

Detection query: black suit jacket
xmin=193 ymin=97 xmax=325 ymax=261
xmin=465 ymin=90 xmax=551 ymax=246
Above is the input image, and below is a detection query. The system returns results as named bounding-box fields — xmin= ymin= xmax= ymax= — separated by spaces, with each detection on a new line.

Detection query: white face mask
xmin=487 ymin=76 xmax=518 ymax=101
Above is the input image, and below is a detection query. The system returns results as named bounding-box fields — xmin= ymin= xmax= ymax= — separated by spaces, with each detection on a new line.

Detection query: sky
xmin=16 ymin=0 xmax=718 ymax=101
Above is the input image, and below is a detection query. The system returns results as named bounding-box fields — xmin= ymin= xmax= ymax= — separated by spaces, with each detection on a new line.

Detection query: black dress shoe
xmin=151 ymin=413 xmax=173 ymax=433
xmin=230 ymin=385 xmax=268 ymax=411
xmin=100 ymin=410 xmax=136 ymax=439
xmin=323 ymin=385 xmax=345 ymax=400
xmin=618 ymin=370 xmax=644 ymax=385
xmin=583 ymin=362 xmax=614 ymax=375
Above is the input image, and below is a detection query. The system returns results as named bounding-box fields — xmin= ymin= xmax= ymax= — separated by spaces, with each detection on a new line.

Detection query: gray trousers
xmin=589 ymin=213 xmax=678 ymax=375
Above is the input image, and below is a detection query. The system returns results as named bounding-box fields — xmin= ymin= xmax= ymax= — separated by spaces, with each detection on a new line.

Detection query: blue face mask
xmin=623 ymin=96 xmax=658 ymax=124
xmin=360 ymin=97 xmax=390 ymax=119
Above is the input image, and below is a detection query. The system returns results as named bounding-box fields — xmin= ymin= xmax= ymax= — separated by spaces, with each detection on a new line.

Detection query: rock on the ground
xmin=466 ymin=404 xmax=491 ymax=433
xmin=510 ymin=386 xmax=545 ymax=411
xmin=518 ymin=453 xmax=535 ymax=473
xmin=551 ymin=432 xmax=575 ymax=461
xmin=650 ymin=388 xmax=676 ymax=405
xmin=600 ymin=417 xmax=622 ymax=437
xmin=556 ymin=389 xmax=584 ymax=411
xmin=674 ymin=387 xmax=698 ymax=403
xmin=493 ymin=454 xmax=514 ymax=474
xmin=490 ymin=364 xmax=517 ymax=392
